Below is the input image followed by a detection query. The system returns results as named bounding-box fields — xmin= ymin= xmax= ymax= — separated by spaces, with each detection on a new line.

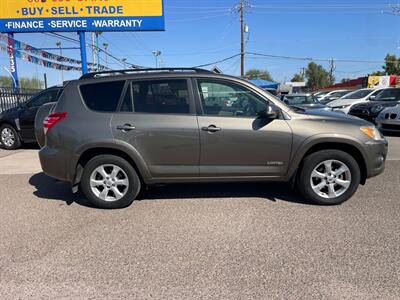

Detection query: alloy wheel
xmin=310 ymin=159 xmax=352 ymax=199
xmin=1 ymin=128 xmax=15 ymax=147
xmin=89 ymin=164 xmax=129 ymax=202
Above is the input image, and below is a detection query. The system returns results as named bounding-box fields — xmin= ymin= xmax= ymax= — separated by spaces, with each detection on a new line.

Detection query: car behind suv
xmin=0 ymin=86 xmax=63 ymax=149
xmin=36 ymin=68 xmax=387 ymax=208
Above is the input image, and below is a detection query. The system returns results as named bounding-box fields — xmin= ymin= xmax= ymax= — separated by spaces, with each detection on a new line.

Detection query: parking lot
xmin=0 ymin=136 xmax=398 ymax=299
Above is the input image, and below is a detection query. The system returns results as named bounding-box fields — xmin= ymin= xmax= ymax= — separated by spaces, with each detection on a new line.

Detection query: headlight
xmin=360 ymin=126 xmax=383 ymax=140
xmin=371 ymin=105 xmax=384 ymax=113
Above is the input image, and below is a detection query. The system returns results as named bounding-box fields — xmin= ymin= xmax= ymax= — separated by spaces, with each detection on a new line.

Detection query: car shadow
xmin=29 ymin=172 xmax=313 ymax=207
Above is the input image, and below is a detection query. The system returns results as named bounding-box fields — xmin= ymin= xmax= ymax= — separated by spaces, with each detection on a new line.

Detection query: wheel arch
xmin=73 ymin=143 xmax=152 ymax=188
xmin=288 ymin=138 xmax=368 ymax=185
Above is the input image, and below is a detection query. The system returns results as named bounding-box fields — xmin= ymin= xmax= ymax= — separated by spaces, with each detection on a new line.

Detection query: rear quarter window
xmin=80 ymin=81 xmax=125 ymax=112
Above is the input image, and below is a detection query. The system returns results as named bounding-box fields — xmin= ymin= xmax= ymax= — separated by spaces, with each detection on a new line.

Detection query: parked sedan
xmin=319 ymin=90 xmax=352 ymax=104
xmin=0 ymin=86 xmax=63 ymax=149
xmin=328 ymin=88 xmax=384 ymax=114
xmin=349 ymin=88 xmax=400 ymax=124
xmin=281 ymin=93 xmax=332 ymax=111
xmin=376 ymin=105 xmax=400 ymax=133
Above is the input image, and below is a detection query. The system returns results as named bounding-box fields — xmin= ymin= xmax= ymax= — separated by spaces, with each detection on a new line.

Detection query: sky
xmin=1 ymin=0 xmax=400 ymax=87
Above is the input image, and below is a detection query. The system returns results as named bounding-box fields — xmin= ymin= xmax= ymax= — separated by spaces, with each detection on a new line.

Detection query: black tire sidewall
xmin=81 ymin=155 xmax=141 ymax=209
xmin=298 ymin=150 xmax=361 ymax=205
xmin=0 ymin=125 xmax=21 ymax=150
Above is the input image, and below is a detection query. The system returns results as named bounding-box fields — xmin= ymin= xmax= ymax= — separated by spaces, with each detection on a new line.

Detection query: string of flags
xmin=0 ymin=33 xmax=109 ymax=71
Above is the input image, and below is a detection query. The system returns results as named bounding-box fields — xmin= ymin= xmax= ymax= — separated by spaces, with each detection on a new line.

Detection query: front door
xmin=111 ymin=79 xmax=200 ymax=179
xmin=195 ymin=79 xmax=292 ymax=178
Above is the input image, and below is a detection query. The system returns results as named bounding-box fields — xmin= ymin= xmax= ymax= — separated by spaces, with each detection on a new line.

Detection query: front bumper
xmin=364 ymin=139 xmax=388 ymax=179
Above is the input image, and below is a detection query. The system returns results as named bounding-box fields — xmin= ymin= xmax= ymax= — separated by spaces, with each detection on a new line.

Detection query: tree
xmin=370 ymin=53 xmax=400 ymax=76
xmin=305 ymin=62 xmax=331 ymax=91
xmin=0 ymin=76 xmax=43 ymax=89
xmin=245 ymin=69 xmax=273 ymax=81
xmin=291 ymin=73 xmax=305 ymax=82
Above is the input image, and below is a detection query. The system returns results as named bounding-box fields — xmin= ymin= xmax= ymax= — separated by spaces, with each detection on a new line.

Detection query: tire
xmin=80 ymin=155 xmax=141 ymax=209
xmin=297 ymin=150 xmax=361 ymax=205
xmin=0 ymin=124 xmax=21 ymax=150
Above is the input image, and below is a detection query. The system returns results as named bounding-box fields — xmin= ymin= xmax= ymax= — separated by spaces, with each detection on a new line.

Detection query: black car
xmin=349 ymin=88 xmax=400 ymax=124
xmin=0 ymin=86 xmax=63 ymax=149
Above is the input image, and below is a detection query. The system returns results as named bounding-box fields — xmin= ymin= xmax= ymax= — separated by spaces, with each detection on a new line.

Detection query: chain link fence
xmin=0 ymin=87 xmax=41 ymax=113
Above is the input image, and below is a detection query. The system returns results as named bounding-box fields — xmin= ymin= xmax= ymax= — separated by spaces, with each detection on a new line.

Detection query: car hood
xmin=296 ymin=103 xmax=329 ymax=109
xmin=297 ymin=108 xmax=369 ymax=125
xmin=352 ymin=100 xmax=400 ymax=109
xmin=380 ymin=104 xmax=400 ymax=114
xmin=328 ymin=98 xmax=365 ymax=107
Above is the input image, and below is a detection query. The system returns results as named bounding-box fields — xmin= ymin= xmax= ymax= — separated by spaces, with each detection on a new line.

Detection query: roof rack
xmin=79 ymin=68 xmax=213 ymax=79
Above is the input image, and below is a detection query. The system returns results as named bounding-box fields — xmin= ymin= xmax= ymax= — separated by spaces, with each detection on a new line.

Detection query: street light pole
xmin=56 ymin=41 xmax=64 ymax=83
xmin=152 ymin=50 xmax=161 ymax=68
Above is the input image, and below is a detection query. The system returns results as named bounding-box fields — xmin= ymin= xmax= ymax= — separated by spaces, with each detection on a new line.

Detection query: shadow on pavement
xmin=29 ymin=173 xmax=94 ymax=207
xmin=29 ymin=172 xmax=312 ymax=207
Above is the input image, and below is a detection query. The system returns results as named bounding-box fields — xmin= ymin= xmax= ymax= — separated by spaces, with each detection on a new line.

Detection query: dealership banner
xmin=0 ymin=0 xmax=164 ymax=32
xmin=0 ymin=33 xmax=108 ymax=69
xmin=367 ymin=76 xmax=396 ymax=88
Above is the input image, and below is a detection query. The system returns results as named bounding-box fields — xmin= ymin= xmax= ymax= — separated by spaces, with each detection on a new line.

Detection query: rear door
xmin=19 ymin=88 xmax=60 ymax=141
xmin=111 ymin=78 xmax=200 ymax=179
xmin=194 ymin=78 xmax=292 ymax=178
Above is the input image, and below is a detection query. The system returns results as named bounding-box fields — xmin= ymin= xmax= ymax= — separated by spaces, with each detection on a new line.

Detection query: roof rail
xmin=79 ymin=68 xmax=213 ymax=79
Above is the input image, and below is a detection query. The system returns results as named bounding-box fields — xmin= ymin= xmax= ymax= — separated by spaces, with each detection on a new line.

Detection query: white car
xmin=376 ymin=104 xmax=400 ymax=133
xmin=327 ymin=88 xmax=384 ymax=114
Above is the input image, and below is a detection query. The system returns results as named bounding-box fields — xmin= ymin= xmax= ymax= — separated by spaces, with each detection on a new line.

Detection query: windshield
xmin=283 ymin=95 xmax=319 ymax=105
xmin=341 ymin=89 xmax=373 ymax=99
xmin=374 ymin=89 xmax=400 ymax=101
xmin=329 ymin=91 xmax=349 ymax=97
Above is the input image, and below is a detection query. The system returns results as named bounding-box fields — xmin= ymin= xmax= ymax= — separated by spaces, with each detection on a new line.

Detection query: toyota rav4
xmin=35 ymin=68 xmax=388 ymax=208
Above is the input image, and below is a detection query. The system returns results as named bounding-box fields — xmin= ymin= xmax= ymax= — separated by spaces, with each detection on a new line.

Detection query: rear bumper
xmin=364 ymin=139 xmax=388 ymax=179
xmin=39 ymin=146 xmax=77 ymax=182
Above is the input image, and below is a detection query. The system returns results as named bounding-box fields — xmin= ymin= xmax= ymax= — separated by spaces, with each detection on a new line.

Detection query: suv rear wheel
xmin=0 ymin=124 xmax=21 ymax=150
xmin=81 ymin=155 xmax=141 ymax=209
xmin=297 ymin=150 xmax=361 ymax=205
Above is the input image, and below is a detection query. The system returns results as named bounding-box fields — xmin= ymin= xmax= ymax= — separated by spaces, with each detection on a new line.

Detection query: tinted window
xmin=342 ymin=89 xmax=373 ymax=99
xmin=198 ymin=80 xmax=267 ymax=117
xmin=120 ymin=83 xmax=133 ymax=112
xmin=80 ymin=81 xmax=125 ymax=112
xmin=374 ymin=89 xmax=400 ymax=101
xmin=130 ymin=80 xmax=190 ymax=114
xmin=29 ymin=89 xmax=59 ymax=107
xmin=330 ymin=91 xmax=349 ymax=97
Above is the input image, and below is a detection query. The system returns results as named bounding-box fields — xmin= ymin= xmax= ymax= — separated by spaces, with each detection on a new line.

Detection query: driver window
xmin=197 ymin=80 xmax=267 ymax=117
xmin=29 ymin=89 xmax=59 ymax=107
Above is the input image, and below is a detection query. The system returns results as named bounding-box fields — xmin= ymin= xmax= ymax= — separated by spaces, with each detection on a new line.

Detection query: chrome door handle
xmin=116 ymin=124 xmax=136 ymax=131
xmin=201 ymin=125 xmax=222 ymax=133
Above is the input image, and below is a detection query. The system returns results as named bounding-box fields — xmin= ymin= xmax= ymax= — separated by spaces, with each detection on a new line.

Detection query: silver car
xmin=377 ymin=105 xmax=400 ymax=133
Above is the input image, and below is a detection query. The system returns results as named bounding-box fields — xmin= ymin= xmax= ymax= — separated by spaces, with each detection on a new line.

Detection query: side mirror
xmin=369 ymin=95 xmax=376 ymax=101
xmin=258 ymin=104 xmax=279 ymax=119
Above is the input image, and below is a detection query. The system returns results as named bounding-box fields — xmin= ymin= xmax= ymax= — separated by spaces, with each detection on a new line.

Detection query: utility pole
xmin=329 ymin=58 xmax=336 ymax=85
xmin=56 ymin=41 xmax=64 ymax=83
xmin=240 ymin=0 xmax=245 ymax=77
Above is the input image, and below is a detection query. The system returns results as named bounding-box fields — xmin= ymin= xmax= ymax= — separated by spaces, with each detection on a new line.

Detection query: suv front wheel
xmin=0 ymin=124 xmax=21 ymax=150
xmin=81 ymin=155 xmax=141 ymax=209
xmin=297 ymin=150 xmax=361 ymax=205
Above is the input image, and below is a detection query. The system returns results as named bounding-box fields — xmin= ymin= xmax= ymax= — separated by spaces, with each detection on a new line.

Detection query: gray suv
xmin=35 ymin=68 xmax=387 ymax=208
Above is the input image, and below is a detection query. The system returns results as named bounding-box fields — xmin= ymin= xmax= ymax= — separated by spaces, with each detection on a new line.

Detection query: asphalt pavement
xmin=0 ymin=137 xmax=399 ymax=299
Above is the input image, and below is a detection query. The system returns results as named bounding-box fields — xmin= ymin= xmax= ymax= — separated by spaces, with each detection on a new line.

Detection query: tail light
xmin=43 ymin=112 xmax=67 ymax=134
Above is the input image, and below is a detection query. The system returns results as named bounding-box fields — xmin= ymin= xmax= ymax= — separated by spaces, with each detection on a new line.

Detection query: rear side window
xmin=80 ymin=81 xmax=125 ymax=112
xmin=120 ymin=80 xmax=190 ymax=114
